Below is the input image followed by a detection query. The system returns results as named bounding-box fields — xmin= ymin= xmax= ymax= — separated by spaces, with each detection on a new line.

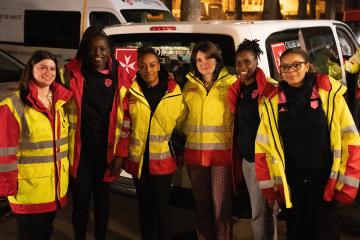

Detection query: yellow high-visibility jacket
xmin=182 ymin=68 xmax=236 ymax=166
xmin=0 ymin=82 xmax=72 ymax=214
xmin=255 ymin=74 xmax=360 ymax=208
xmin=116 ymin=79 xmax=186 ymax=178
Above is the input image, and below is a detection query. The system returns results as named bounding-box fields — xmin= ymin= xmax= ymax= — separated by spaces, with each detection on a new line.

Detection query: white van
xmin=103 ymin=20 xmax=359 ymax=192
xmin=0 ymin=0 xmax=176 ymax=65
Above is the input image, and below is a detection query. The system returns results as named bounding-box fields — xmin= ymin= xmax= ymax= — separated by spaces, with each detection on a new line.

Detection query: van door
xmin=265 ymin=26 xmax=343 ymax=82
xmin=335 ymin=23 xmax=360 ymax=122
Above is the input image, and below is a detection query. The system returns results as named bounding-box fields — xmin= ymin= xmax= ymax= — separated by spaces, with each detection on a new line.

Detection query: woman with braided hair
xmin=228 ymin=39 xmax=276 ymax=240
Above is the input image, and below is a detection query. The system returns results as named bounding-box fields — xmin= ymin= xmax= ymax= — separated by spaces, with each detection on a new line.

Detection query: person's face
xmin=88 ymin=35 xmax=110 ymax=71
xmin=32 ymin=59 xmax=57 ymax=88
xmin=235 ymin=50 xmax=258 ymax=84
xmin=195 ymin=50 xmax=216 ymax=79
xmin=138 ymin=53 xmax=160 ymax=87
xmin=280 ymin=52 xmax=309 ymax=87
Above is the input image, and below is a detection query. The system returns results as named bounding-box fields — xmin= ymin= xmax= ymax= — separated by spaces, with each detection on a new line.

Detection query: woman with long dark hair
xmin=0 ymin=50 xmax=72 ymax=240
xmin=64 ymin=26 xmax=128 ymax=240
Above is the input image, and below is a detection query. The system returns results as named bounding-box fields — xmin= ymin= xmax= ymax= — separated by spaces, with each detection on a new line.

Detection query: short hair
xmin=76 ymin=26 xmax=109 ymax=65
xmin=235 ymin=39 xmax=263 ymax=60
xmin=19 ymin=50 xmax=61 ymax=105
xmin=137 ymin=46 xmax=160 ymax=63
xmin=190 ymin=41 xmax=224 ymax=81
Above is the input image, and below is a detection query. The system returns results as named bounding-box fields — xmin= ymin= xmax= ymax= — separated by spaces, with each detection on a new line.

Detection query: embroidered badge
xmin=310 ymin=100 xmax=319 ymax=109
xmin=279 ymin=107 xmax=288 ymax=112
xmin=252 ymin=90 xmax=259 ymax=99
xmin=104 ymin=79 xmax=112 ymax=87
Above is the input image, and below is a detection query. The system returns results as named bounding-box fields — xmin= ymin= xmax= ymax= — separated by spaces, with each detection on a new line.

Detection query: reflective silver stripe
xmin=341 ymin=125 xmax=359 ymax=135
xmin=338 ymin=173 xmax=360 ymax=188
xmin=149 ymin=151 xmax=171 ymax=160
xmin=8 ymin=94 xmax=29 ymax=140
xmin=122 ymin=120 xmax=130 ymax=128
xmin=19 ymin=151 xmax=68 ymax=164
xmin=128 ymin=154 xmax=140 ymax=163
xmin=0 ymin=163 xmax=17 ymax=173
xmin=259 ymin=179 xmax=274 ymax=189
xmin=186 ymin=142 xmax=230 ymax=150
xmin=130 ymin=137 xmax=140 ymax=146
xmin=271 ymin=157 xmax=277 ymax=164
xmin=186 ymin=125 xmax=232 ymax=133
xmin=20 ymin=137 xmax=68 ymax=150
xmin=333 ymin=149 xmax=341 ymax=158
xmin=149 ymin=134 xmax=170 ymax=142
xmin=330 ymin=171 xmax=338 ymax=179
xmin=0 ymin=147 xmax=18 ymax=156
xmin=70 ymin=123 xmax=77 ymax=129
xmin=256 ymin=134 xmax=269 ymax=145
xmin=275 ymin=176 xmax=283 ymax=184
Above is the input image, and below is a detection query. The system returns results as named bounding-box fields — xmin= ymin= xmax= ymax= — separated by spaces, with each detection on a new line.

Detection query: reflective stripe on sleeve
xmin=0 ymin=147 xmax=18 ymax=156
xmin=0 ymin=163 xmax=17 ymax=173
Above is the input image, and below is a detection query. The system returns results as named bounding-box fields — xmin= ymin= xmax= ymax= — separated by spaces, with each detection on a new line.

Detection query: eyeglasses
xmin=279 ymin=61 xmax=307 ymax=73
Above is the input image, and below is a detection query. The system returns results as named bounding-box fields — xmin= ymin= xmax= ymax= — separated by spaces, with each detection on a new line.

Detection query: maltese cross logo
xmin=119 ymin=55 xmax=136 ymax=74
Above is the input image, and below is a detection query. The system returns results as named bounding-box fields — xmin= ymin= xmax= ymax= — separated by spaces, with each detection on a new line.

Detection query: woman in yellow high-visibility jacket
xmin=0 ymin=50 xmax=72 ymax=240
xmin=182 ymin=41 xmax=236 ymax=240
xmin=255 ymin=47 xmax=360 ymax=240
xmin=116 ymin=46 xmax=186 ymax=240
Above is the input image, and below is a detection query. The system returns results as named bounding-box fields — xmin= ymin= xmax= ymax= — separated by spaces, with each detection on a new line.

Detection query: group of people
xmin=0 ymin=25 xmax=359 ymax=240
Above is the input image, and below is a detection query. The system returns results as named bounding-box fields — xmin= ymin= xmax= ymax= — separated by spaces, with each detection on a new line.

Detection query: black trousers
xmin=71 ymin=147 xmax=110 ymax=240
xmin=133 ymin=168 xmax=173 ymax=240
xmin=285 ymin=182 xmax=340 ymax=240
xmin=15 ymin=211 xmax=56 ymax=240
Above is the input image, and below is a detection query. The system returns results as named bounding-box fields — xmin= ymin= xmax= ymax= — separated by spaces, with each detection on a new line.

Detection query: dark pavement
xmin=1 ymin=191 xmax=360 ymax=240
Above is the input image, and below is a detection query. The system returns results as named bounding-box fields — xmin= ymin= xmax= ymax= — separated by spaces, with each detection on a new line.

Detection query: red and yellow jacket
xmin=227 ymin=67 xmax=276 ymax=189
xmin=64 ymin=58 xmax=131 ymax=182
xmin=0 ymin=82 xmax=72 ymax=214
xmin=255 ymin=74 xmax=360 ymax=208
xmin=182 ymin=68 xmax=236 ymax=166
xmin=116 ymin=79 xmax=185 ymax=178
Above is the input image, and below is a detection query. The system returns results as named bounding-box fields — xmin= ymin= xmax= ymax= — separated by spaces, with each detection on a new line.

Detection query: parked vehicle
xmin=0 ymin=49 xmax=24 ymax=100
xmin=104 ymin=20 xmax=359 ymax=191
xmin=0 ymin=0 xmax=176 ymax=66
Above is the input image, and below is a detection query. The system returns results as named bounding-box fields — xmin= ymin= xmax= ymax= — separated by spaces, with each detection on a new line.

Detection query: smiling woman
xmin=63 ymin=26 xmax=130 ymax=240
xmin=0 ymin=50 xmax=72 ymax=240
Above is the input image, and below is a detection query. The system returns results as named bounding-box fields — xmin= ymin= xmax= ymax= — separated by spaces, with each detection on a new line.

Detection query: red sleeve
xmin=0 ymin=105 xmax=20 ymax=196
xmin=115 ymin=95 xmax=131 ymax=158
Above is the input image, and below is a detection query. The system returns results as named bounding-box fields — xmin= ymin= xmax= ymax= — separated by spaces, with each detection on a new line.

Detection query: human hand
xmin=270 ymin=199 xmax=282 ymax=217
xmin=109 ymin=157 xmax=124 ymax=176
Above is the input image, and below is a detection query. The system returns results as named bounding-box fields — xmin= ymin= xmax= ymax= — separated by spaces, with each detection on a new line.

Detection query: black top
xmin=278 ymin=74 xmax=332 ymax=186
xmin=81 ymin=57 xmax=118 ymax=149
xmin=235 ymin=80 xmax=260 ymax=162
xmin=136 ymin=69 xmax=168 ymax=175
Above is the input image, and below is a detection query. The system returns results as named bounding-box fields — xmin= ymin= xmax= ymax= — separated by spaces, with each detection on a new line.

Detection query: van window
xmin=335 ymin=26 xmax=357 ymax=59
xmin=90 ymin=12 xmax=120 ymax=28
xmin=120 ymin=10 xmax=176 ymax=23
xmin=266 ymin=27 xmax=341 ymax=81
xmin=24 ymin=10 xmax=81 ymax=49
xmin=109 ymin=33 xmax=235 ymax=87
xmin=0 ymin=51 xmax=23 ymax=83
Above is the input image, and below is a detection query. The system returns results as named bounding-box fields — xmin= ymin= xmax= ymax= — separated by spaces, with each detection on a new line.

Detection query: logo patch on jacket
xmin=104 ymin=79 xmax=113 ymax=87
xmin=310 ymin=100 xmax=319 ymax=109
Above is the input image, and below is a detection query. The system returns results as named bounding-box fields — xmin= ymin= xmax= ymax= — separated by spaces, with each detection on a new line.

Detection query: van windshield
xmin=120 ymin=10 xmax=176 ymax=22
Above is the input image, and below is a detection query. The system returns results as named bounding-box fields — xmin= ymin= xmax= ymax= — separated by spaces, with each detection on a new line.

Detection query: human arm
xmin=333 ymin=96 xmax=360 ymax=204
xmin=0 ymin=104 xmax=20 ymax=196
